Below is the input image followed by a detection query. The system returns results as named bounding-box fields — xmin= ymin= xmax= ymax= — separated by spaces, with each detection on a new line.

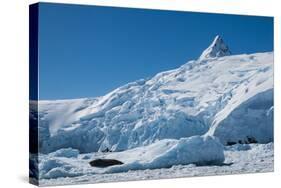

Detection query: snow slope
xmin=32 ymin=35 xmax=273 ymax=153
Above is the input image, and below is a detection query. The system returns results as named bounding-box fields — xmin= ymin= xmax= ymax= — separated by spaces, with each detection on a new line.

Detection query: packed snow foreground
xmin=30 ymin=35 xmax=274 ymax=184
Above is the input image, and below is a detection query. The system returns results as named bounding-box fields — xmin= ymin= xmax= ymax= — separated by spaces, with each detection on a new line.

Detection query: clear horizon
xmin=38 ymin=3 xmax=273 ymax=100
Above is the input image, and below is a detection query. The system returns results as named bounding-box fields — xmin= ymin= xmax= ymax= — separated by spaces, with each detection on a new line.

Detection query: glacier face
xmin=32 ymin=37 xmax=273 ymax=154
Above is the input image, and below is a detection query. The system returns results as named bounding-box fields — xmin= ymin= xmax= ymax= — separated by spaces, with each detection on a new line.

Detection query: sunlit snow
xmin=30 ymin=36 xmax=274 ymax=185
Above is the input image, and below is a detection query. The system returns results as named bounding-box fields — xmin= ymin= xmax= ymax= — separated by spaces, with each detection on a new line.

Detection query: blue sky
xmin=38 ymin=3 xmax=273 ymax=100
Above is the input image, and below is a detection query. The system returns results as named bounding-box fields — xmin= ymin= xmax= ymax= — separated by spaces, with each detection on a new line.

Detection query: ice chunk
xmin=42 ymin=167 xmax=81 ymax=179
xmin=105 ymin=135 xmax=225 ymax=173
xmin=49 ymin=148 xmax=80 ymax=158
xmin=39 ymin=155 xmax=83 ymax=179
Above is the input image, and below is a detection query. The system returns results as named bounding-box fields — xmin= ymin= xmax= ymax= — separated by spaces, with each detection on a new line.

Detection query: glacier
xmin=32 ymin=35 xmax=273 ymax=154
xmin=30 ymin=35 xmax=274 ymax=184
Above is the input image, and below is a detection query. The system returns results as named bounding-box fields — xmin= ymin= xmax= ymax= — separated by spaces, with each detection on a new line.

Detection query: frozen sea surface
xmin=39 ymin=143 xmax=273 ymax=186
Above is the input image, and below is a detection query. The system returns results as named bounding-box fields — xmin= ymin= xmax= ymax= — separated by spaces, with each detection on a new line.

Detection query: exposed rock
xmin=89 ymin=159 xmax=124 ymax=168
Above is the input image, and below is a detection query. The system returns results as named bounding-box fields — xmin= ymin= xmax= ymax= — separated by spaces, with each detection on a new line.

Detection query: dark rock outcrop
xmin=89 ymin=158 xmax=124 ymax=168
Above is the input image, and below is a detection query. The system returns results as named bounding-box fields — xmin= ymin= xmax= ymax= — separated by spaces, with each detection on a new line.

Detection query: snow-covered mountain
xmin=199 ymin=35 xmax=231 ymax=59
xmin=31 ymin=35 xmax=273 ymax=154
